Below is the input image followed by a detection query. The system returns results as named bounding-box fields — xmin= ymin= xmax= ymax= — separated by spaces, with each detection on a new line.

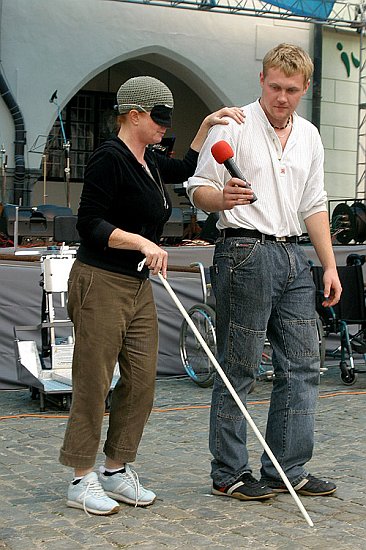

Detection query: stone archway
xmin=33 ymin=48 xmax=228 ymax=210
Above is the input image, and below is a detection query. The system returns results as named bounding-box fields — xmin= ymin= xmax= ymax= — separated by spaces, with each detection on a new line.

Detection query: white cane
xmin=157 ymin=270 xmax=314 ymax=528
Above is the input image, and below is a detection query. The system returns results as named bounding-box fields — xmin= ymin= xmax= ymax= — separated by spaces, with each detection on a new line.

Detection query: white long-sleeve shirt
xmin=187 ymin=100 xmax=327 ymax=237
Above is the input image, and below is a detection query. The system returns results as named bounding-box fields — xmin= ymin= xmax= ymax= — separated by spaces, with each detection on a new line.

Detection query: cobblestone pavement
xmin=0 ymin=361 xmax=366 ymax=550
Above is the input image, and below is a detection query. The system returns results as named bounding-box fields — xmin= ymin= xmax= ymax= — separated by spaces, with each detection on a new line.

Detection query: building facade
xmin=0 ymin=0 xmax=362 ymax=213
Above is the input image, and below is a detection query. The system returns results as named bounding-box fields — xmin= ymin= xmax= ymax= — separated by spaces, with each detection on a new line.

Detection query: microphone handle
xmin=224 ymin=158 xmax=257 ymax=203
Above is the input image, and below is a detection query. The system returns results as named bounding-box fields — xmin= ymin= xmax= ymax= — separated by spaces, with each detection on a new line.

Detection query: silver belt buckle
xmin=275 ymin=236 xmax=287 ymax=242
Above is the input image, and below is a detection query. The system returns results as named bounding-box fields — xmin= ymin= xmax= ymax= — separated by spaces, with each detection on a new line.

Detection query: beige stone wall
xmin=321 ymin=27 xmax=360 ymax=204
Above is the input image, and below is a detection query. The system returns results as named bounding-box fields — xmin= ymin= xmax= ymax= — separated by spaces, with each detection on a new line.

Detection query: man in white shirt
xmin=187 ymin=43 xmax=341 ymax=501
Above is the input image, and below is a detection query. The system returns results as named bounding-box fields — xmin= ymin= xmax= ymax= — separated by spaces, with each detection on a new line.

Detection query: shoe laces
xmin=124 ymin=465 xmax=141 ymax=507
xmin=240 ymin=473 xmax=261 ymax=486
xmin=302 ymin=475 xmax=325 ymax=489
xmin=82 ymin=477 xmax=106 ymax=517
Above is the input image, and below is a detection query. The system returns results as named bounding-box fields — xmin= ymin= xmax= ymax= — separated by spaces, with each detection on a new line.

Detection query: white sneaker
xmin=99 ymin=465 xmax=156 ymax=507
xmin=67 ymin=471 xmax=120 ymax=515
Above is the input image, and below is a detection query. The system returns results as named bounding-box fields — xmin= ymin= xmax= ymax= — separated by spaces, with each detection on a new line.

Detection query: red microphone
xmin=211 ymin=140 xmax=257 ymax=203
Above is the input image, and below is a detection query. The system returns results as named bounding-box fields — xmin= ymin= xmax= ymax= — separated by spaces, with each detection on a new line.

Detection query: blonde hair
xmin=263 ymin=43 xmax=313 ymax=86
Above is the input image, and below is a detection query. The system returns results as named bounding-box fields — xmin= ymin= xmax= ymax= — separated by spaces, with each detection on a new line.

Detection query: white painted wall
xmin=0 ymin=0 xmax=361 ymax=213
xmin=0 ymin=1 xmax=310 ymax=159
xmin=321 ymin=27 xmax=360 ymax=203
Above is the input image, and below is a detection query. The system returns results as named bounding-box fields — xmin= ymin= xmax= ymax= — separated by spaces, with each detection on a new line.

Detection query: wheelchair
xmin=179 ymin=263 xmax=217 ymax=387
xmin=311 ymin=254 xmax=366 ymax=386
xmin=179 ymin=262 xmax=325 ymax=387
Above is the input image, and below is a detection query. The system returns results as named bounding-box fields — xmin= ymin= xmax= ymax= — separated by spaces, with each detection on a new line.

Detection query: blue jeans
xmin=209 ymin=236 xmax=320 ymax=488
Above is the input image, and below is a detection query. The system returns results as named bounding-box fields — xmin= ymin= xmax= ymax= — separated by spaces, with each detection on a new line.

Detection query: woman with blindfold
xmin=59 ymin=76 xmax=244 ymax=515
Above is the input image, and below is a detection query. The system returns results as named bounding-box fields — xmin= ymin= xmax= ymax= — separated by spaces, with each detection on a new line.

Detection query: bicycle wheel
xmin=179 ymin=303 xmax=217 ymax=387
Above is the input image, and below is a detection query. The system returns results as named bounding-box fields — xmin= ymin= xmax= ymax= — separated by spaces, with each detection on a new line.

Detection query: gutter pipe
xmin=312 ymin=23 xmax=323 ymax=131
xmin=0 ymin=70 xmax=26 ymax=204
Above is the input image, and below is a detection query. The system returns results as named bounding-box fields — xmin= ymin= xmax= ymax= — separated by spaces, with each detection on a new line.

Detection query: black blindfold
xmin=150 ymin=104 xmax=173 ymax=128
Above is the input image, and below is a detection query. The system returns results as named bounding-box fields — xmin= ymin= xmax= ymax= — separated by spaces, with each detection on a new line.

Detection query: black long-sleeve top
xmin=76 ymin=136 xmax=198 ymax=279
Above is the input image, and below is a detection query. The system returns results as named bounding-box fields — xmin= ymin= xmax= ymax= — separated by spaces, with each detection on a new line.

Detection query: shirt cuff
xmin=91 ymin=219 xmax=117 ymax=249
xmin=302 ymin=204 xmax=327 ymax=220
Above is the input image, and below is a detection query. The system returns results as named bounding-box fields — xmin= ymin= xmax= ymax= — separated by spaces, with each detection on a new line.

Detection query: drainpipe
xmin=0 ymin=71 xmax=26 ymax=204
xmin=312 ymin=23 xmax=323 ymax=131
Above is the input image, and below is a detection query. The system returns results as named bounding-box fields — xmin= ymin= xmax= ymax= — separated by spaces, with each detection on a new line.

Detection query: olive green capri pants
xmin=59 ymin=260 xmax=158 ymax=469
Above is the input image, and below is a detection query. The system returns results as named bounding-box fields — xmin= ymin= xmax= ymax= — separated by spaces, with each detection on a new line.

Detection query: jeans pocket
xmin=232 ymin=239 xmax=259 ymax=270
xmin=283 ymin=318 xmax=319 ymax=358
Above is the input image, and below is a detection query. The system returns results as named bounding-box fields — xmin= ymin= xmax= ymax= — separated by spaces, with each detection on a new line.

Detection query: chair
xmin=312 ymin=262 xmax=366 ymax=385
xmin=53 ymin=215 xmax=80 ymax=244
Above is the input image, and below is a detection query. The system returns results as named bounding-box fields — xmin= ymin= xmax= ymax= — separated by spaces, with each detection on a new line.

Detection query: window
xmin=47 ymin=91 xmax=116 ymax=181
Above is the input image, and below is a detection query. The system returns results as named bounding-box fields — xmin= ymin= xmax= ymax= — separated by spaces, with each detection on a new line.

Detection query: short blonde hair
xmin=263 ymin=43 xmax=313 ymax=86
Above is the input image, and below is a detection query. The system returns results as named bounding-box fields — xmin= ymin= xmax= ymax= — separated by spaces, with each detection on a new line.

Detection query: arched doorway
xmin=33 ymin=51 xmax=225 ymax=211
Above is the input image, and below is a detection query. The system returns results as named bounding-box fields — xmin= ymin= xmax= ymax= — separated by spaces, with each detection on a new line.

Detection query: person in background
xmin=59 ymin=75 xmax=244 ymax=515
xmin=187 ymin=44 xmax=342 ymax=502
